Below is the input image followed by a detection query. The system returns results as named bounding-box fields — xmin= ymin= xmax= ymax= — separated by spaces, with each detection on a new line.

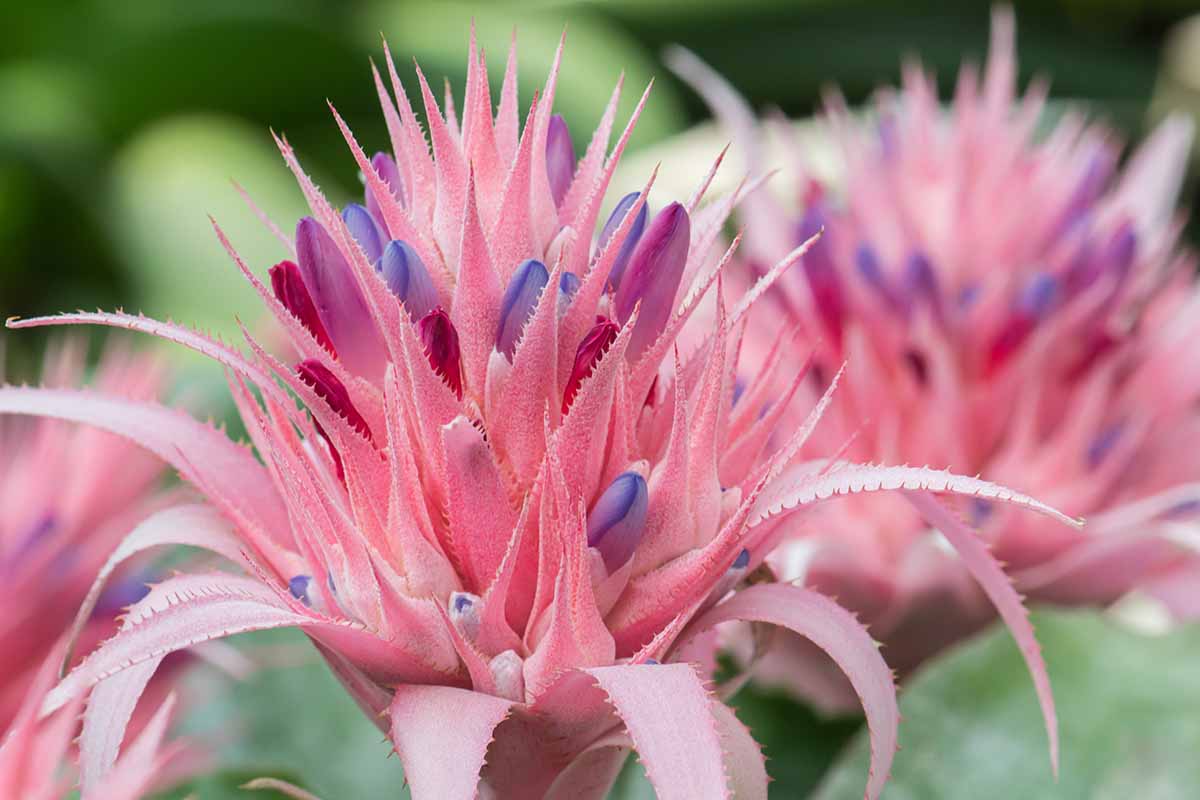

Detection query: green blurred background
xmin=3 ymin=2 xmax=1200 ymax=797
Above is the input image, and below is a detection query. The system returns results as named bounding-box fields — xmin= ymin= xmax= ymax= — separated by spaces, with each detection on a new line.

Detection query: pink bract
xmin=2 ymin=28 xmax=1079 ymax=799
xmin=669 ymin=7 xmax=1200 ymax=711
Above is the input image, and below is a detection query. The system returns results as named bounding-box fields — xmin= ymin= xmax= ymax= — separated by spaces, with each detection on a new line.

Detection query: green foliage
xmin=816 ymin=610 xmax=1200 ymax=800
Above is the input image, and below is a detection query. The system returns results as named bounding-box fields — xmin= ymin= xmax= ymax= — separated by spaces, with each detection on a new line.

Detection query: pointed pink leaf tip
xmin=418 ymin=307 xmax=464 ymax=400
xmin=496 ymin=258 xmax=549 ymax=360
xmin=378 ymin=240 xmax=439 ymax=321
xmin=563 ymin=316 xmax=619 ymax=414
xmin=599 ymin=191 xmax=649 ymax=292
xmin=546 ymin=113 xmax=576 ymax=208
xmin=587 ymin=471 xmax=649 ymax=572
xmin=296 ymin=358 xmax=373 ymax=441
xmin=614 ymin=202 xmax=690 ymax=359
xmin=270 ymin=259 xmax=336 ymax=356
xmin=366 ymin=151 xmax=405 ymax=223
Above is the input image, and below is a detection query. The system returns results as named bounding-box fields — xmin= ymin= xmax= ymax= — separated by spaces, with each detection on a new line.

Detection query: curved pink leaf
xmin=388 ymin=685 xmax=515 ymax=800
xmin=584 ymin=663 xmax=728 ymax=800
xmin=677 ymin=583 xmax=898 ymax=800
xmin=47 ymin=574 xmax=308 ymax=716
xmin=80 ymin=656 xmax=165 ymax=792
xmin=710 ymin=699 xmax=768 ymax=800
xmin=751 ymin=461 xmax=1082 ymax=530
xmin=63 ymin=503 xmax=245 ymax=673
xmin=907 ymin=491 xmax=1060 ymax=775
xmin=0 ymin=387 xmax=292 ymax=559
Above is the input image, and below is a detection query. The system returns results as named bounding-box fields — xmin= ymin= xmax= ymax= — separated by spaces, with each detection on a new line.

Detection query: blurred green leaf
xmin=816 ymin=610 xmax=1200 ymax=800
xmin=357 ymin=1 xmax=688 ymax=153
xmin=160 ymin=641 xmax=408 ymax=800
xmin=106 ymin=113 xmax=311 ymax=409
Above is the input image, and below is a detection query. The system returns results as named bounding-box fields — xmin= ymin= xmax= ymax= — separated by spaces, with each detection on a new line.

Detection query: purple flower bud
xmin=557 ymin=271 xmax=580 ymax=317
xmin=732 ymin=548 xmax=750 ymax=570
xmin=377 ymin=240 xmax=439 ymax=321
xmin=1087 ymin=421 xmax=1124 ymax=467
xmin=546 ymin=114 xmax=576 ymax=208
xmin=342 ymin=204 xmax=383 ymax=264
xmin=1017 ymin=273 xmax=1059 ymax=319
xmin=496 ymin=259 xmax=549 ymax=361
xmin=598 ymin=192 xmax=648 ymax=291
xmin=295 ymin=216 xmax=385 ymax=378
xmin=855 ymin=243 xmax=904 ymax=314
xmin=289 ymin=575 xmax=313 ymax=606
xmin=449 ymin=591 xmax=481 ymax=640
xmin=904 ymin=251 xmax=942 ymax=321
xmin=366 ymin=151 xmax=404 ymax=225
xmin=1103 ymin=222 xmax=1137 ymax=278
xmin=614 ymin=202 xmax=691 ymax=360
xmin=586 ymin=471 xmax=649 ymax=573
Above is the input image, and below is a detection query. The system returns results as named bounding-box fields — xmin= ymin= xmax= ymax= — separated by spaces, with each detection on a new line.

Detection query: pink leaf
xmin=907 ymin=491 xmax=1060 ymax=775
xmin=388 ymin=685 xmax=515 ymax=800
xmin=677 ymin=583 xmax=898 ymax=800
xmin=584 ymin=663 xmax=728 ymax=800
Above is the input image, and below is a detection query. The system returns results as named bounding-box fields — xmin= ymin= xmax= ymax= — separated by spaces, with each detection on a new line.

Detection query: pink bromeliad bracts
xmin=2 ymin=30 xmax=1078 ymax=799
xmin=0 ymin=341 xmax=197 ymax=798
xmin=669 ymin=7 xmax=1200 ymax=711
xmin=0 ymin=340 xmax=169 ymax=727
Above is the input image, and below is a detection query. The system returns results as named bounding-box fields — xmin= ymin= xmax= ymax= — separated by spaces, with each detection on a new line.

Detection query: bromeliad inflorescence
xmin=669 ymin=6 xmax=1200 ymax=712
xmin=1 ymin=28 xmax=1079 ymax=799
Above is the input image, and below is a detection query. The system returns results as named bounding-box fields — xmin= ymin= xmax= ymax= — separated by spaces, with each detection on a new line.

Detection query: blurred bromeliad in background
xmin=0 ymin=338 xmax=201 ymax=795
xmin=0 ymin=339 xmax=169 ymax=726
xmin=668 ymin=7 xmax=1200 ymax=711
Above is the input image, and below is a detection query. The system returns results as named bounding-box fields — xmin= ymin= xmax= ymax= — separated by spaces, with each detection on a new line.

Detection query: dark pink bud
xmin=270 ymin=260 xmax=337 ymax=356
xmin=296 ymin=359 xmax=373 ymax=441
xmin=563 ymin=316 xmax=619 ymax=414
xmin=418 ymin=307 xmax=463 ymax=400
xmin=614 ymin=202 xmax=691 ymax=360
xmin=545 ymin=114 xmax=576 ymax=208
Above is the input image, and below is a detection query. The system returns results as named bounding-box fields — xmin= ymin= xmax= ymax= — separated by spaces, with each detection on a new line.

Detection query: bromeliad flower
xmin=0 ymin=339 xmax=170 ymax=728
xmin=2 ymin=31 xmax=1077 ymax=799
xmin=669 ymin=7 xmax=1200 ymax=710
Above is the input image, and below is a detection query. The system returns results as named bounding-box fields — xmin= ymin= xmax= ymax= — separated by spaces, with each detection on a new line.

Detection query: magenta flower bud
xmin=545 ymin=114 xmax=576 ymax=208
xmin=269 ymin=259 xmax=336 ymax=356
xmin=343 ymin=204 xmax=384 ymax=264
xmin=586 ymin=471 xmax=649 ymax=573
xmin=496 ymin=259 xmax=549 ymax=361
xmin=365 ymin=151 xmax=404 ymax=225
xmin=296 ymin=358 xmax=373 ymax=441
xmin=557 ymin=271 xmax=580 ymax=317
xmin=418 ymin=307 xmax=463 ymax=400
xmin=296 ymin=216 xmax=383 ymax=378
xmin=377 ymin=240 xmax=439 ymax=321
xmin=614 ymin=202 xmax=690 ymax=360
xmin=563 ymin=316 xmax=620 ymax=414
xmin=598 ymin=192 xmax=648 ymax=291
